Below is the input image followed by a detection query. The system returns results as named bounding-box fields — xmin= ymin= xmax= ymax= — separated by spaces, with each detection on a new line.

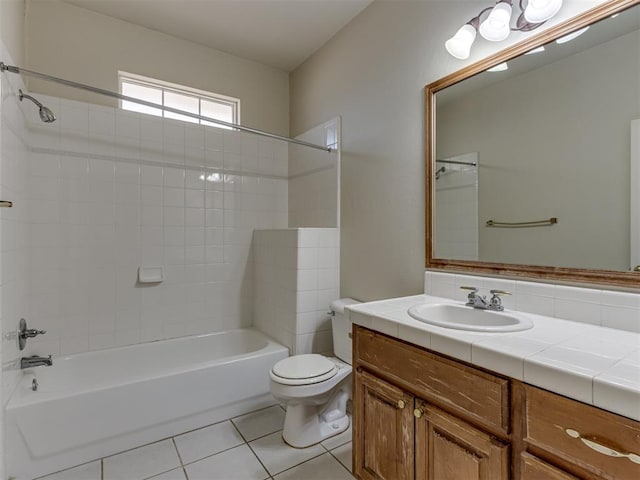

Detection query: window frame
xmin=118 ymin=71 xmax=241 ymax=127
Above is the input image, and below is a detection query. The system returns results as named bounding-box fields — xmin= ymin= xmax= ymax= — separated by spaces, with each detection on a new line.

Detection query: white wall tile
xmin=18 ymin=93 xmax=289 ymax=358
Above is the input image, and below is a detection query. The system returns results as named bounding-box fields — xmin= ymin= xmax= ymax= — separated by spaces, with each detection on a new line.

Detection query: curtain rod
xmin=0 ymin=62 xmax=332 ymax=153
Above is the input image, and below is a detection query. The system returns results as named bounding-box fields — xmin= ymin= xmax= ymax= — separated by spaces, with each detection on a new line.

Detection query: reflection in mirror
xmin=433 ymin=4 xmax=640 ymax=273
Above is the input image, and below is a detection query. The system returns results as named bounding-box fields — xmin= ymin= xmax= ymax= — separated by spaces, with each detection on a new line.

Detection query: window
xmin=118 ymin=71 xmax=240 ymax=129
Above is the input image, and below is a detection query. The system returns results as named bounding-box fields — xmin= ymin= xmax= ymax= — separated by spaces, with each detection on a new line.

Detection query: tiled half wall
xmin=254 ymin=228 xmax=340 ymax=354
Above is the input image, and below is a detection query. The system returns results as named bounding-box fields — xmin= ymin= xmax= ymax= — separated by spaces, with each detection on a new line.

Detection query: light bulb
xmin=445 ymin=24 xmax=477 ymax=59
xmin=524 ymin=0 xmax=563 ymax=23
xmin=556 ymin=26 xmax=589 ymax=44
xmin=479 ymin=2 xmax=513 ymax=42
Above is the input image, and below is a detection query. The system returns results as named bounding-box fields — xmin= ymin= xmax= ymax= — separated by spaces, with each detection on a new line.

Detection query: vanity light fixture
xmin=479 ymin=1 xmax=514 ymax=42
xmin=524 ymin=0 xmax=563 ymax=23
xmin=445 ymin=0 xmax=563 ymax=59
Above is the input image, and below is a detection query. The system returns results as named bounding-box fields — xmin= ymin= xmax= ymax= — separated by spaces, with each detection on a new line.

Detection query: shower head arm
xmin=18 ymin=89 xmax=44 ymax=108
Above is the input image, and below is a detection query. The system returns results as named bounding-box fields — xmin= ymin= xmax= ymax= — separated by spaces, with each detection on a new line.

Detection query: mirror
xmin=426 ymin=0 xmax=640 ymax=288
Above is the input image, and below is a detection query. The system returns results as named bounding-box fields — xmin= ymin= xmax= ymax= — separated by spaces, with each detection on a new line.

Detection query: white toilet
xmin=269 ymin=298 xmax=359 ymax=448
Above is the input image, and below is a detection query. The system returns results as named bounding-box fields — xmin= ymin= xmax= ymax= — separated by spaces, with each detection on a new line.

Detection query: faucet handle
xmin=489 ymin=290 xmax=511 ymax=311
xmin=460 ymin=286 xmax=479 ymax=293
xmin=490 ymin=289 xmax=511 ymax=296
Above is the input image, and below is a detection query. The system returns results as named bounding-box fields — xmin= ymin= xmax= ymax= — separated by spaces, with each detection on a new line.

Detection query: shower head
xmin=435 ymin=166 xmax=446 ymax=180
xmin=18 ymin=89 xmax=56 ymax=123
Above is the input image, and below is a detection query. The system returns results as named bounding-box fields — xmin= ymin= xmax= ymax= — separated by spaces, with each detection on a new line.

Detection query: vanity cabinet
xmin=353 ymin=325 xmax=640 ymax=480
xmin=353 ymin=326 xmax=510 ymax=480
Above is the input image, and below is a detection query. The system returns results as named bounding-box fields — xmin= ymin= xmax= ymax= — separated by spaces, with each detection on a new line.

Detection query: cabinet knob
xmin=397 ymin=399 xmax=406 ymax=409
xmin=413 ymin=408 xmax=424 ymax=418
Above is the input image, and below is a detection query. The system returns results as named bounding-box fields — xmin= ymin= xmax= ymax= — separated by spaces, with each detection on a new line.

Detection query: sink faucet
xmin=461 ymin=286 xmax=489 ymax=309
xmin=21 ymin=355 xmax=53 ymax=369
xmin=460 ymin=287 xmax=511 ymax=311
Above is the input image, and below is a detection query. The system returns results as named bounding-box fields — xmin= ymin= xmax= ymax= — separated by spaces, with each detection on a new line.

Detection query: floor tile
xmin=103 ymin=439 xmax=181 ymax=480
xmin=232 ymin=405 xmax=286 ymax=441
xmin=321 ymin=416 xmax=352 ymax=450
xmin=273 ymin=453 xmax=354 ymax=480
xmin=37 ymin=461 xmax=101 ymax=480
xmin=185 ymin=444 xmax=269 ymax=480
xmin=249 ymin=431 xmax=325 ymax=476
xmin=145 ymin=467 xmax=187 ymax=480
xmin=331 ymin=442 xmax=353 ymax=472
xmin=175 ymin=420 xmax=244 ymax=464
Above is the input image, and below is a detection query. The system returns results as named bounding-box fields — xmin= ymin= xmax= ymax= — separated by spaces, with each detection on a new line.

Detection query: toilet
xmin=269 ymin=298 xmax=359 ymax=448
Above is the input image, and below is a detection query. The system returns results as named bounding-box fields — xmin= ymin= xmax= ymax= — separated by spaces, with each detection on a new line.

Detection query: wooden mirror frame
xmin=425 ymin=0 xmax=640 ymax=288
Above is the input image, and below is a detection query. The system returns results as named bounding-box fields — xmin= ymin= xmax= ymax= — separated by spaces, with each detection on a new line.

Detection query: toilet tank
xmin=330 ymin=298 xmax=360 ymax=365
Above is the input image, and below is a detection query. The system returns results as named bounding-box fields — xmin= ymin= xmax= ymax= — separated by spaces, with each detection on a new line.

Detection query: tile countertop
xmin=346 ymin=294 xmax=640 ymax=421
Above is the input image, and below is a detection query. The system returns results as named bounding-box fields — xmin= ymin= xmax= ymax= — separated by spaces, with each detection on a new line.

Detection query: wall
xmin=437 ymin=30 xmax=639 ymax=271
xmin=288 ymin=118 xmax=340 ymax=228
xmin=290 ymin=0 xmax=605 ymax=302
xmin=25 ymin=94 xmax=288 ymax=356
xmin=25 ymin=0 xmax=289 ymax=135
xmin=254 ymin=228 xmax=340 ymax=354
xmin=0 ymin=1 xmax=26 ymax=477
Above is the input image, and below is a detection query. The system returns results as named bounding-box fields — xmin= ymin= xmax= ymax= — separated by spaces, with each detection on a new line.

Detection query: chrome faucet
xmin=21 ymin=355 xmax=53 ymax=369
xmin=460 ymin=287 xmax=511 ymax=311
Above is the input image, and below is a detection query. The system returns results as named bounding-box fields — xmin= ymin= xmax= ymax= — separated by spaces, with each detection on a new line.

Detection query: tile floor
xmin=37 ymin=405 xmax=354 ymax=480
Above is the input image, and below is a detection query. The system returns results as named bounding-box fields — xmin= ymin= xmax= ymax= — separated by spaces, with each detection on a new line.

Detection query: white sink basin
xmin=407 ymin=303 xmax=534 ymax=332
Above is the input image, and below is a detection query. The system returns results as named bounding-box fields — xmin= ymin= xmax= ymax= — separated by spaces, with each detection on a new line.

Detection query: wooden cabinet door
xmin=415 ymin=400 xmax=510 ymax=480
xmin=521 ymin=453 xmax=579 ymax=480
xmin=353 ymin=369 xmax=414 ymax=480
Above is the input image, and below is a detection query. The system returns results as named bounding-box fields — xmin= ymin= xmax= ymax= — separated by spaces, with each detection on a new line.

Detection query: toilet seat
xmin=271 ymin=354 xmax=338 ymax=386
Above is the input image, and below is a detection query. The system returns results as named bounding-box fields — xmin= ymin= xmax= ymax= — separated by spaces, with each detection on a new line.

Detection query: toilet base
xmin=281 ymin=381 xmax=351 ymax=448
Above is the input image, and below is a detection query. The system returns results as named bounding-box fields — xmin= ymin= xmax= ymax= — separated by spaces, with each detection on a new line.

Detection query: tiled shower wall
xmin=254 ymin=228 xmax=340 ymax=354
xmin=0 ymin=50 xmax=30 ymax=412
xmin=25 ymin=94 xmax=288 ymax=356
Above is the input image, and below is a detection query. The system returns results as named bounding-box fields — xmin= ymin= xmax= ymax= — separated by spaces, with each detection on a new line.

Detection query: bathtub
xmin=6 ymin=328 xmax=288 ymax=479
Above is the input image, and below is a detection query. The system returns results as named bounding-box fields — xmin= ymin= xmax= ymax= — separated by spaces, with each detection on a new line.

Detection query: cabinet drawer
xmin=524 ymin=385 xmax=640 ymax=479
xmin=354 ymin=326 xmax=510 ymax=434
xmin=521 ymin=453 xmax=578 ymax=480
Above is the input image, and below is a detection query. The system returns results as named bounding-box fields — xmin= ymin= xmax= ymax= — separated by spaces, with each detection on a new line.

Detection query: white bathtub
xmin=6 ymin=328 xmax=288 ymax=479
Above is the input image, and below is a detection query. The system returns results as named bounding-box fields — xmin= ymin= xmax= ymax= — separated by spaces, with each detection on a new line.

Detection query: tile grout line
xmin=170 ymin=437 xmax=191 ymax=479
xmin=245 ymin=440 xmax=275 ymax=479
xmin=328 ymin=447 xmax=354 ymax=477
xmin=267 ymin=450 xmax=334 ymax=479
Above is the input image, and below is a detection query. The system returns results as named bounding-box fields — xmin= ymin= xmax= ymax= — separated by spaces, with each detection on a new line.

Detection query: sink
xmin=407 ymin=303 xmax=534 ymax=332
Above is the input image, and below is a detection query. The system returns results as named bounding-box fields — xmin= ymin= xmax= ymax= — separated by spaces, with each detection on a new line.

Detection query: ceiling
xmin=59 ymin=0 xmax=373 ymax=71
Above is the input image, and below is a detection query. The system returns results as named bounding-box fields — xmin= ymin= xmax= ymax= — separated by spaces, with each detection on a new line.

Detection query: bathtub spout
xmin=21 ymin=355 xmax=53 ymax=369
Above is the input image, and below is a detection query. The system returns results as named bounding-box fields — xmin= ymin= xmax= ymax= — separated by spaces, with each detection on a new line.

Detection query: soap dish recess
xmin=138 ymin=266 xmax=164 ymax=284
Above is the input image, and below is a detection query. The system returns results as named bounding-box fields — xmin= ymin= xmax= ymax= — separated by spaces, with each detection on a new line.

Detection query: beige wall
xmin=25 ymin=0 xmax=289 ymax=135
xmin=1 ymin=0 xmax=25 ymax=65
xmin=290 ymin=0 xmax=605 ymax=302
xmin=437 ymin=30 xmax=639 ymax=271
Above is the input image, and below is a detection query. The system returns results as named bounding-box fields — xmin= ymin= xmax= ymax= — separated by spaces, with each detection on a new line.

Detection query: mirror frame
xmin=425 ymin=0 xmax=640 ymax=288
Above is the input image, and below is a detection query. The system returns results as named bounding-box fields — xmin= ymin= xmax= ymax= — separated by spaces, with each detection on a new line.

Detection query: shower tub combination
xmin=7 ymin=329 xmax=288 ymax=480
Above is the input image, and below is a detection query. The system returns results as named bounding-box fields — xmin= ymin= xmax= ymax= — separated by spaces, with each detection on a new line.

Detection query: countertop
xmin=346 ymin=294 xmax=640 ymax=421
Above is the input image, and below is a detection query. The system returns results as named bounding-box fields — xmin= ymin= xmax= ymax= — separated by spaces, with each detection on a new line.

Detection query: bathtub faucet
xmin=21 ymin=355 xmax=53 ymax=369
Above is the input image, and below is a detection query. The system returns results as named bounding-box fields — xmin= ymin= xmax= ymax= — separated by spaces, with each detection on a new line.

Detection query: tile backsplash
xmin=425 ymin=271 xmax=640 ymax=333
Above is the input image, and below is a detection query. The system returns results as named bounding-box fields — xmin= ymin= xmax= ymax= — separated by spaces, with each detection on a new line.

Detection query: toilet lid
xmin=271 ymin=354 xmax=337 ymax=381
